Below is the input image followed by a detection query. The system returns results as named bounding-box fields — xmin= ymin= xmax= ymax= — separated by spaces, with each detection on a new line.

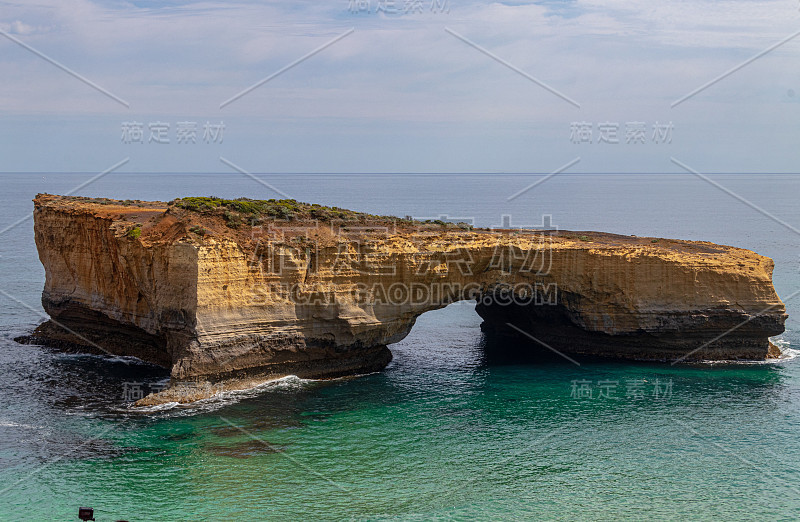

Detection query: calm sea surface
xmin=1 ymin=173 xmax=799 ymax=520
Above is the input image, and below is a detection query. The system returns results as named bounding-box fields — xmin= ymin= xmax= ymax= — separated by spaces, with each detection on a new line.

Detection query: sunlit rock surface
xmin=23 ymin=194 xmax=786 ymax=404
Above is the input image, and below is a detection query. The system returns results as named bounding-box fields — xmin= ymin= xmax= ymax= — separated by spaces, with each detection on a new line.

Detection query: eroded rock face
xmin=23 ymin=194 xmax=787 ymax=404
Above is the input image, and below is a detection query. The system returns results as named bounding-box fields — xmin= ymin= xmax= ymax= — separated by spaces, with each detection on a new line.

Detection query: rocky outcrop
xmin=22 ymin=194 xmax=787 ymax=404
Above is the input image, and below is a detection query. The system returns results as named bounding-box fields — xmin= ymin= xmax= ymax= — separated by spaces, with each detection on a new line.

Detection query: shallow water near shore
xmin=1 ymin=173 xmax=800 ymax=519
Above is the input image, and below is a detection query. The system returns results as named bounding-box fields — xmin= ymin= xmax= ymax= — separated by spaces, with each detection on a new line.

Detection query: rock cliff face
xmin=24 ymin=194 xmax=786 ymax=404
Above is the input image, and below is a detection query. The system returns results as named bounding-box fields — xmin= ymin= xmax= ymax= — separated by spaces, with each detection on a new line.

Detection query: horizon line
xmin=2 ymin=171 xmax=800 ymax=176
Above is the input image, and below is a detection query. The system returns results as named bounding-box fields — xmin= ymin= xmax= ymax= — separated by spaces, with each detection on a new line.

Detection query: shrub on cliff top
xmin=223 ymin=210 xmax=243 ymax=229
xmin=127 ymin=226 xmax=142 ymax=239
xmin=175 ymin=196 xmax=375 ymax=224
xmin=172 ymin=196 xmax=445 ymax=227
xmin=176 ymin=197 xmax=300 ymax=218
xmin=176 ymin=197 xmax=223 ymax=213
xmin=189 ymin=225 xmax=208 ymax=236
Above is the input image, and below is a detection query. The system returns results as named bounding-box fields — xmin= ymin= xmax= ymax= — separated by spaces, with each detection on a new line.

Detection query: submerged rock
xmin=24 ymin=194 xmax=786 ymax=404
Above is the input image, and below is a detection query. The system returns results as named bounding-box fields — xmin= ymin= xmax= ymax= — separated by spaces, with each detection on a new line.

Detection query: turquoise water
xmin=1 ymin=173 xmax=799 ymax=519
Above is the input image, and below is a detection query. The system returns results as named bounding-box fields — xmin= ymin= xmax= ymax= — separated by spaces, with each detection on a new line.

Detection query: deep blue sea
xmin=1 ymin=172 xmax=799 ymax=520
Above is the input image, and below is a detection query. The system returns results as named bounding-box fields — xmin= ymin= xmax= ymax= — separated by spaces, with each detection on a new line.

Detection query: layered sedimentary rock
xmin=23 ymin=194 xmax=786 ymax=404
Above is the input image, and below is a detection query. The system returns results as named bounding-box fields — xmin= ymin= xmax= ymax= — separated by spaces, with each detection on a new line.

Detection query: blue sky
xmin=0 ymin=0 xmax=798 ymax=173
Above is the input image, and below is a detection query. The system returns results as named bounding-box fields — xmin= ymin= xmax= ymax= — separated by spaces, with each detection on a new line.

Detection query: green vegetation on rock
xmin=189 ymin=225 xmax=208 ymax=236
xmin=170 ymin=196 xmax=473 ymax=230
xmin=126 ymin=226 xmax=142 ymax=239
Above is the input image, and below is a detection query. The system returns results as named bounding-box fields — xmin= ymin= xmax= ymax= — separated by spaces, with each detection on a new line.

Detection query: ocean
xmin=1 ymin=172 xmax=799 ymax=519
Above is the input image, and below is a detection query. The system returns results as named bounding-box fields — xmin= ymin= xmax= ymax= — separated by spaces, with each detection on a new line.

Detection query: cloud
xmin=0 ymin=0 xmax=797 ymax=172
xmin=0 ymin=19 xmax=48 ymax=35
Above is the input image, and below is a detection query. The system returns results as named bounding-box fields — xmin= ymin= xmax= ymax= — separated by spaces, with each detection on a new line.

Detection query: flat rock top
xmin=34 ymin=193 xmax=763 ymax=270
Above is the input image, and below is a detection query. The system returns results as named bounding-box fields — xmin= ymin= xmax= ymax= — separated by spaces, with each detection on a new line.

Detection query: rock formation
xmin=21 ymin=194 xmax=787 ymax=405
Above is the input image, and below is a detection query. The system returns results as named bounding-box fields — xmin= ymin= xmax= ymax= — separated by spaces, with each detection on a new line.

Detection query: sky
xmin=0 ymin=0 xmax=798 ymax=173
